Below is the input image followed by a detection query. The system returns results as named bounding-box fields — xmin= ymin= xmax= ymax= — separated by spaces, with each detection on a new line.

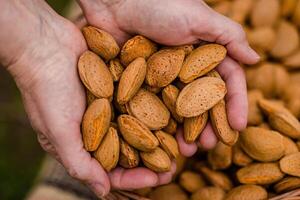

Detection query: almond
xmin=292 ymin=0 xmax=300 ymax=26
xmin=232 ymin=142 xmax=253 ymax=167
xmin=117 ymin=57 xmax=147 ymax=105
xmin=274 ymin=177 xmax=300 ymax=193
xmin=281 ymin=0 xmax=298 ymax=17
xmin=237 ymin=163 xmax=284 ymax=185
xmin=162 ymin=85 xmax=183 ymax=123
xmin=208 ymin=142 xmax=232 ymax=170
xmin=270 ymin=20 xmax=299 ymax=58
xmin=179 ymin=171 xmax=206 ymax=193
xmin=155 ymin=130 xmax=179 ymax=158
xmin=229 ymin=0 xmax=253 ymax=24
xmin=140 ymin=147 xmax=171 ymax=172
xmin=176 ymin=77 xmax=227 ymax=117
xmin=250 ymin=0 xmax=280 ymax=27
xmin=191 ymin=187 xmax=225 ymax=200
xmin=146 ymin=49 xmax=185 ymax=87
xmin=163 ymin=118 xmax=177 ymax=135
xmin=283 ymin=49 xmax=300 ymax=69
xmin=120 ymin=35 xmax=157 ymax=66
xmin=149 ymin=184 xmax=188 ymax=200
xmin=196 ymin=164 xmax=233 ymax=191
xmin=259 ymin=99 xmax=300 ymax=138
xmin=247 ymin=90 xmax=264 ymax=125
xmin=143 ymin=84 xmax=161 ymax=94
xmin=179 ymin=44 xmax=227 ymax=83
xmin=117 ymin=114 xmax=159 ymax=151
xmin=240 ymin=127 xmax=284 ymax=162
xmin=279 ymin=152 xmax=300 ymax=177
xmin=78 ymin=51 xmax=113 ymax=98
xmin=282 ymin=135 xmax=299 ymax=156
xmin=183 ymin=112 xmax=208 ymax=143
xmin=210 ymin=99 xmax=239 ymax=146
xmin=109 ymin=59 xmax=124 ymax=82
xmin=82 ymin=98 xmax=111 ymax=151
xmin=127 ymin=89 xmax=170 ymax=130
xmin=119 ymin=138 xmax=139 ymax=168
xmin=225 ymin=185 xmax=267 ymax=200
xmin=94 ymin=127 xmax=119 ymax=171
xmin=82 ymin=26 xmax=119 ymax=61
xmin=247 ymin=27 xmax=276 ymax=51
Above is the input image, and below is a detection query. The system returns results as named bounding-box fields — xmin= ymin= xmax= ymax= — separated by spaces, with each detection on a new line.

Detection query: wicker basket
xmin=25 ymin=156 xmax=300 ymax=200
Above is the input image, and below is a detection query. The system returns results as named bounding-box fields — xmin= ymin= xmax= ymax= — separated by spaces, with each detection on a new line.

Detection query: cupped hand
xmin=5 ymin=6 xmax=175 ymax=198
xmin=77 ymin=0 xmax=258 ymax=155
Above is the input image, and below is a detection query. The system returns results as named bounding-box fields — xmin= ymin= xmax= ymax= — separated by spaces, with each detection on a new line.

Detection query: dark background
xmin=0 ymin=1 xmax=72 ymax=199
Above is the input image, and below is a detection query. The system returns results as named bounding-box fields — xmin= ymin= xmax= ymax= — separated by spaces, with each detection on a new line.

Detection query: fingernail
xmin=89 ymin=183 xmax=105 ymax=198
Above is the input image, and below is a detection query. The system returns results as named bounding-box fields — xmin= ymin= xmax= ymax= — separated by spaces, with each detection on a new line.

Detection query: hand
xmin=0 ymin=0 xmax=175 ymax=198
xmin=77 ymin=0 xmax=259 ymax=154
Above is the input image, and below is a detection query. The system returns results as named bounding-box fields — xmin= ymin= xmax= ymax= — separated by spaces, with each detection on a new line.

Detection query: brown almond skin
xmin=280 ymin=152 xmax=300 ymax=177
xmin=162 ymin=45 xmax=194 ymax=56
xmin=143 ymin=84 xmax=161 ymax=94
xmin=191 ymin=187 xmax=225 ymax=200
xmin=109 ymin=59 xmax=124 ymax=82
xmin=120 ymin=35 xmax=157 ymax=66
xmin=196 ymin=164 xmax=233 ymax=191
xmin=117 ymin=57 xmax=147 ymax=105
xmin=162 ymin=85 xmax=183 ymax=123
xmin=274 ymin=177 xmax=300 ymax=193
xmin=208 ymin=142 xmax=232 ymax=170
xmin=240 ymin=127 xmax=284 ymax=162
xmin=210 ymin=99 xmax=239 ymax=146
xmin=179 ymin=44 xmax=227 ymax=83
xmin=229 ymin=0 xmax=253 ymax=24
xmin=281 ymin=0 xmax=298 ymax=17
xmin=184 ymin=112 xmax=208 ymax=143
xmin=94 ymin=127 xmax=119 ymax=172
xmin=233 ymin=142 xmax=253 ymax=167
xmin=179 ymin=171 xmax=206 ymax=193
xmin=82 ymin=26 xmax=119 ymax=61
xmin=82 ymin=99 xmax=111 ymax=151
xmin=247 ymin=90 xmax=264 ymax=125
xmin=259 ymin=99 xmax=300 ymax=139
xmin=225 ymin=185 xmax=267 ymax=200
xmin=127 ymin=89 xmax=170 ymax=130
xmin=270 ymin=20 xmax=299 ymax=58
xmin=282 ymin=135 xmax=299 ymax=156
xmin=237 ymin=163 xmax=284 ymax=185
xmin=117 ymin=115 xmax=159 ymax=152
xmin=140 ymin=147 xmax=171 ymax=172
xmin=176 ymin=77 xmax=227 ymax=118
xmin=146 ymin=49 xmax=185 ymax=87
xmin=119 ymin=138 xmax=139 ymax=168
xmin=155 ymin=130 xmax=179 ymax=159
xmin=163 ymin=118 xmax=177 ymax=135
xmin=250 ymin=0 xmax=280 ymax=27
xmin=149 ymin=184 xmax=188 ymax=200
xmin=247 ymin=27 xmax=276 ymax=51
xmin=283 ymin=49 xmax=300 ymax=69
xmin=78 ymin=51 xmax=114 ymax=98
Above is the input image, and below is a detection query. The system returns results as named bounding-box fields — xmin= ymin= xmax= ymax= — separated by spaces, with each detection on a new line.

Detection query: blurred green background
xmin=0 ymin=1 xmax=72 ymax=199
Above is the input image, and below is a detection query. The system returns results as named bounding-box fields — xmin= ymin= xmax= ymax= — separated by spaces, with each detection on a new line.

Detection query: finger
xmin=198 ymin=122 xmax=218 ymax=150
xmin=109 ymin=167 xmax=158 ymax=190
xmin=157 ymin=161 xmax=177 ymax=185
xmin=53 ymin=128 xmax=110 ymax=198
xmin=194 ymin=10 xmax=260 ymax=65
xmin=216 ymin=56 xmax=248 ymax=131
xmin=176 ymin=127 xmax=197 ymax=157
xmin=73 ymin=14 xmax=88 ymax=29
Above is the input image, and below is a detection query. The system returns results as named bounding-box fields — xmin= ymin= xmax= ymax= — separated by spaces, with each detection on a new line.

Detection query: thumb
xmin=194 ymin=9 xmax=260 ymax=65
xmin=53 ymin=128 xmax=110 ymax=197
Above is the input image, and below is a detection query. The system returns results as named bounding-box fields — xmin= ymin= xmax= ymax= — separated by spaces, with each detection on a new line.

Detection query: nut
xmin=183 ymin=112 xmax=208 ymax=143
xmin=140 ymin=147 xmax=171 ymax=172
xmin=82 ymin=98 xmax=111 ymax=151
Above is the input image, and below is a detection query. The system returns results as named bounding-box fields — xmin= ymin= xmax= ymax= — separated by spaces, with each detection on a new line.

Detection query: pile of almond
xmin=78 ymin=0 xmax=300 ymax=199
xmin=78 ymin=25 xmax=234 ymax=173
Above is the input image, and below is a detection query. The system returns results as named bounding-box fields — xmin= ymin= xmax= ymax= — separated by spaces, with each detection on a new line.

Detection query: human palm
xmin=79 ymin=0 xmax=259 ymax=155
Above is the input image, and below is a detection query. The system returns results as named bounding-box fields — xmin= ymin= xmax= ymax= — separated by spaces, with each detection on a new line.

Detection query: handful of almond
xmin=78 ymin=26 xmax=234 ymax=173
